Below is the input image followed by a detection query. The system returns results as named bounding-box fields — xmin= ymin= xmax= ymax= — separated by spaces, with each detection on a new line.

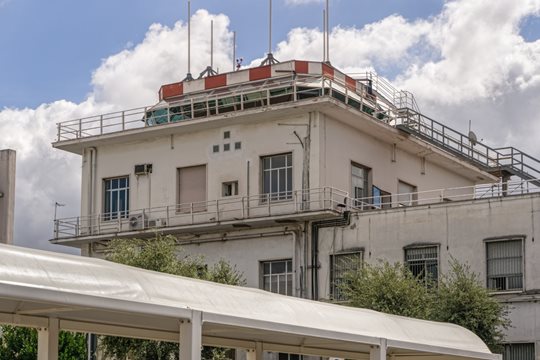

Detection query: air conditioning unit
xmin=129 ymin=214 xmax=146 ymax=230
xmin=147 ymin=218 xmax=167 ymax=228
xmin=134 ymin=164 xmax=153 ymax=175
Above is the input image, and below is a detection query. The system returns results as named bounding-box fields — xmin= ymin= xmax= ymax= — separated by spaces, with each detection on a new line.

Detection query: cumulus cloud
xmin=285 ymin=0 xmax=323 ymax=5
xmin=0 ymin=9 xmax=234 ymax=252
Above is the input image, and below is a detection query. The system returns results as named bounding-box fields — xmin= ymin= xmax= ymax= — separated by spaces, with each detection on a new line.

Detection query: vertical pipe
xmin=188 ymin=0 xmax=191 ymax=75
xmin=323 ymin=9 xmax=326 ymax=61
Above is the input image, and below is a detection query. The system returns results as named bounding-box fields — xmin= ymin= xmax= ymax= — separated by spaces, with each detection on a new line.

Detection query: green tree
xmin=100 ymin=234 xmax=245 ymax=360
xmin=433 ymin=260 xmax=510 ymax=352
xmin=340 ymin=260 xmax=509 ymax=352
xmin=0 ymin=326 xmax=87 ymax=360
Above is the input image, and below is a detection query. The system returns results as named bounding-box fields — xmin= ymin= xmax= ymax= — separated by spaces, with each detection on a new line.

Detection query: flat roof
xmin=0 ymin=244 xmax=497 ymax=359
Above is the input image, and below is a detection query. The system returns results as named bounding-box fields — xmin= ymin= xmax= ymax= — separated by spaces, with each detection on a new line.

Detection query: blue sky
xmin=1 ymin=0 xmax=445 ymax=109
xmin=1 ymin=0 xmax=540 ymax=252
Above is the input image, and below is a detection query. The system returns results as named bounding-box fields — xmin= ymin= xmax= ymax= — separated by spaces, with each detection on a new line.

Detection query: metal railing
xmin=349 ymin=178 xmax=540 ymax=211
xmin=356 ymin=71 xmax=420 ymax=112
xmin=395 ymin=109 xmax=540 ymax=185
xmin=54 ymin=74 xmax=384 ymax=143
xmin=53 ymin=187 xmax=350 ymax=240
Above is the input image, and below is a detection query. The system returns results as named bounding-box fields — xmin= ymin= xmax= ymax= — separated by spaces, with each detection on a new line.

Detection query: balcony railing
xmin=350 ymin=178 xmax=540 ymax=211
xmin=54 ymin=74 xmax=393 ymax=143
xmin=53 ymin=187 xmax=350 ymax=240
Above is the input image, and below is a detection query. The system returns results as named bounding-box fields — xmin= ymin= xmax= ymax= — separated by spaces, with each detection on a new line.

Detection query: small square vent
xmin=134 ymin=164 xmax=152 ymax=175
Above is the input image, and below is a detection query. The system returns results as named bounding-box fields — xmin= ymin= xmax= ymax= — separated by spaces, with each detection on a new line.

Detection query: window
xmin=224 ymin=131 xmax=230 ymax=139
xmin=351 ymin=163 xmax=370 ymax=207
xmin=372 ymin=186 xmax=391 ymax=209
xmin=330 ymin=251 xmax=363 ymax=301
xmin=223 ymin=143 xmax=230 ymax=151
xmin=103 ymin=176 xmax=129 ymax=221
xmin=212 ymin=145 xmax=219 ymax=153
xmin=177 ymin=165 xmax=207 ymax=212
xmin=405 ymin=245 xmax=439 ymax=285
xmin=486 ymin=238 xmax=523 ymax=291
xmin=261 ymin=153 xmax=292 ymax=201
xmin=503 ymin=343 xmax=535 ymax=360
xmin=235 ymin=141 xmax=242 ymax=150
xmin=222 ymin=181 xmax=238 ymax=197
xmin=261 ymin=259 xmax=293 ymax=296
xmin=397 ymin=180 xmax=417 ymax=206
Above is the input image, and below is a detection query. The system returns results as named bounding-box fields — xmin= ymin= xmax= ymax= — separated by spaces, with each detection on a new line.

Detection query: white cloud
xmin=0 ymin=9 xmax=234 ymax=252
xmin=285 ymin=0 xmax=323 ymax=6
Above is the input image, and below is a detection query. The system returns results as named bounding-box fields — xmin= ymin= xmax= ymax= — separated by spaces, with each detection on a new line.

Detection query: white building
xmin=51 ymin=60 xmax=540 ymax=360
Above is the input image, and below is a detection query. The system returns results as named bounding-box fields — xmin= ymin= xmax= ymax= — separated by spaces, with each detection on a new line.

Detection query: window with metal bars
xmin=330 ymin=251 xmax=363 ymax=301
xmin=486 ymin=239 xmax=523 ymax=291
xmin=261 ymin=153 xmax=293 ymax=201
xmin=404 ymin=246 xmax=439 ymax=285
xmin=103 ymin=176 xmax=129 ymax=221
xmin=503 ymin=343 xmax=535 ymax=360
xmin=261 ymin=259 xmax=293 ymax=296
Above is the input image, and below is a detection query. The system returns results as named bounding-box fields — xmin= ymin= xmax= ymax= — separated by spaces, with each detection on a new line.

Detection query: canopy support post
xmin=37 ymin=318 xmax=59 ymax=360
xmin=180 ymin=310 xmax=202 ymax=360
xmin=370 ymin=339 xmax=387 ymax=360
xmin=246 ymin=342 xmax=263 ymax=360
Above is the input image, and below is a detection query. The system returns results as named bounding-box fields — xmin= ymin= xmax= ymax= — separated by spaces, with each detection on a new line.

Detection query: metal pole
xmin=268 ymin=0 xmax=272 ymax=55
xmin=323 ymin=9 xmax=326 ymax=61
xmin=211 ymin=20 xmax=214 ymax=69
xmin=233 ymin=31 xmax=236 ymax=71
xmin=188 ymin=0 xmax=191 ymax=75
xmin=326 ymin=0 xmax=330 ymax=63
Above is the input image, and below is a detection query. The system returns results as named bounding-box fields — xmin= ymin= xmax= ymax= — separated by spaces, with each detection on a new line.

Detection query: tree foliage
xmin=0 ymin=326 xmax=87 ymax=360
xmin=341 ymin=259 xmax=510 ymax=352
xmin=100 ymin=234 xmax=245 ymax=360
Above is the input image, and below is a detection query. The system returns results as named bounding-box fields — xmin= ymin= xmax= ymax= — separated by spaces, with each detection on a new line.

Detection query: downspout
xmin=311 ymin=210 xmax=351 ymax=300
xmin=88 ymin=147 xmax=97 ymax=234
xmin=284 ymin=229 xmax=298 ymax=297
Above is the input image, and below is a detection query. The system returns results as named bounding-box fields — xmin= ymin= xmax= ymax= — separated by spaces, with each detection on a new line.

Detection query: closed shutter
xmin=178 ymin=165 xmax=206 ymax=212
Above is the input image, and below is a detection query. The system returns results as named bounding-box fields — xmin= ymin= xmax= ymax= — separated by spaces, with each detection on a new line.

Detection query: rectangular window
xmin=486 ymin=239 xmax=523 ymax=291
xmin=503 ymin=343 xmax=535 ymax=360
xmin=397 ymin=180 xmax=417 ymax=206
xmin=405 ymin=246 xmax=439 ymax=285
xmin=351 ymin=163 xmax=370 ymax=208
xmin=103 ymin=176 xmax=129 ymax=221
xmin=177 ymin=165 xmax=207 ymax=212
xmin=372 ymin=186 xmax=391 ymax=209
xmin=261 ymin=153 xmax=293 ymax=201
xmin=330 ymin=251 xmax=363 ymax=301
xmin=261 ymin=259 xmax=293 ymax=296
xmin=222 ymin=181 xmax=238 ymax=197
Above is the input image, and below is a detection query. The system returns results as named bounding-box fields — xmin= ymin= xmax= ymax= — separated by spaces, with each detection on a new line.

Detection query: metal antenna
xmin=322 ymin=9 xmax=326 ymax=62
xmin=233 ymin=31 xmax=236 ymax=71
xmin=261 ymin=0 xmax=279 ymax=66
xmin=183 ymin=0 xmax=194 ymax=81
xmin=325 ymin=0 xmax=330 ymax=64
xmin=199 ymin=19 xmax=218 ymax=78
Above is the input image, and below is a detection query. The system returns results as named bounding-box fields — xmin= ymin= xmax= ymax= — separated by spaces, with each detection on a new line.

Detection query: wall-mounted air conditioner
xmin=129 ymin=214 xmax=146 ymax=230
xmin=134 ymin=164 xmax=153 ymax=175
xmin=147 ymin=218 xmax=167 ymax=228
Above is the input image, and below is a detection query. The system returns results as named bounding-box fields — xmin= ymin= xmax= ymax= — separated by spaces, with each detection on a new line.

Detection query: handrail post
xmin=294 ymin=190 xmax=298 ymax=212
xmin=166 ymin=205 xmax=170 ymax=226
xmin=118 ymin=211 xmax=121 ymax=231
xmin=57 ymin=124 xmax=61 ymax=142
xmin=100 ymin=115 xmax=103 ymax=135
xmin=191 ymin=203 xmax=194 ymax=224
xmin=267 ymin=193 xmax=271 ymax=216
xmin=76 ymin=217 xmax=80 ymax=236
xmin=121 ymin=111 xmax=125 ymax=130
xmin=97 ymin=214 xmax=101 ymax=234
xmin=241 ymin=197 xmax=245 ymax=219
xmin=216 ymin=200 xmax=220 ymax=222
xmin=78 ymin=118 xmax=82 ymax=139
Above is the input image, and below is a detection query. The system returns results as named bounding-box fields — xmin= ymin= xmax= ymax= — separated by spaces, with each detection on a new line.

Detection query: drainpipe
xmin=311 ymin=210 xmax=351 ymax=300
xmin=87 ymin=147 xmax=97 ymax=234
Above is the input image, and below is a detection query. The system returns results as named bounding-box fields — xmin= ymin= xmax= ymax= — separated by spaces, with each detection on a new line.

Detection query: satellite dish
xmin=468 ymin=131 xmax=478 ymax=146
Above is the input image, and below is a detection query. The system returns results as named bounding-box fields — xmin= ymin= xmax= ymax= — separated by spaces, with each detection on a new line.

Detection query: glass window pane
xmin=272 ymin=261 xmax=286 ymax=274
xmin=272 ymin=155 xmax=286 ymax=168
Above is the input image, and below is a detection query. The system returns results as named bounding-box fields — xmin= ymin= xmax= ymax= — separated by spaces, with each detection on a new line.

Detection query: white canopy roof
xmin=0 ymin=244 xmax=497 ymax=359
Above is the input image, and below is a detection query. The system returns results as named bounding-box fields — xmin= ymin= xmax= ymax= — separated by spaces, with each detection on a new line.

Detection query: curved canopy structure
xmin=0 ymin=244 xmax=498 ymax=360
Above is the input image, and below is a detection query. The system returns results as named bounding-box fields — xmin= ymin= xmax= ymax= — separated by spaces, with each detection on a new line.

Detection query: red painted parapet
xmin=158 ymin=60 xmax=363 ymax=101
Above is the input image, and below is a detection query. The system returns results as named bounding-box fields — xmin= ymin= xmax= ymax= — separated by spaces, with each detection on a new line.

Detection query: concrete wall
xmin=0 ymin=149 xmax=16 ymax=245
xmin=79 ymin=111 xmax=477 ymax=219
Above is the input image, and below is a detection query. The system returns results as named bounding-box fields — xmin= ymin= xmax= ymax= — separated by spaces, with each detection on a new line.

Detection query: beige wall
xmin=0 ymin=149 xmax=16 ymax=244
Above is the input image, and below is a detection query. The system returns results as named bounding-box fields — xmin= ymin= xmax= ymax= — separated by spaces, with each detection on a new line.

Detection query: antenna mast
xmin=261 ymin=0 xmax=279 ymax=66
xmin=233 ymin=31 xmax=236 ymax=71
xmin=183 ymin=0 xmax=194 ymax=81
xmin=322 ymin=9 xmax=326 ymax=62
xmin=199 ymin=19 xmax=218 ymax=78
xmin=325 ymin=0 xmax=330 ymax=64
